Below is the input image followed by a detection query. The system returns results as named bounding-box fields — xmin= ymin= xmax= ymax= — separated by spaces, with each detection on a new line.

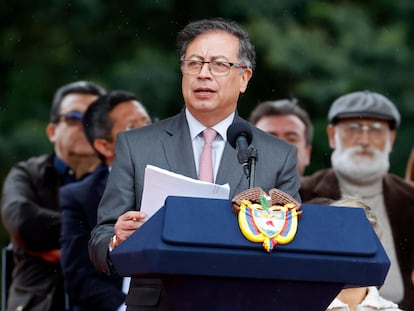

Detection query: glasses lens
xmin=182 ymin=60 xmax=201 ymax=75
xmin=342 ymin=123 xmax=361 ymax=136
xmin=341 ymin=122 xmax=387 ymax=140
xmin=181 ymin=60 xmax=234 ymax=76
xmin=60 ymin=111 xmax=83 ymax=126
xmin=367 ymin=123 xmax=387 ymax=139
xmin=210 ymin=61 xmax=231 ymax=75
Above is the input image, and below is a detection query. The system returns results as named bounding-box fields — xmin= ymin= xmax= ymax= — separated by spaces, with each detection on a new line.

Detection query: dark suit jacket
xmin=300 ymin=169 xmax=414 ymax=311
xmin=89 ymin=112 xmax=301 ymax=311
xmin=1 ymin=154 xmax=65 ymax=311
xmin=60 ymin=163 xmax=125 ymax=311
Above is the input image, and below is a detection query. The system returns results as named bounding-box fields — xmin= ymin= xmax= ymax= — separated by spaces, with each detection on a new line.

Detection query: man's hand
xmin=112 ymin=211 xmax=147 ymax=248
xmin=28 ymin=249 xmax=61 ymax=263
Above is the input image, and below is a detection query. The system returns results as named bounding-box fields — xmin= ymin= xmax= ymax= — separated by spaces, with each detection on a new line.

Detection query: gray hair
xmin=177 ymin=18 xmax=256 ymax=70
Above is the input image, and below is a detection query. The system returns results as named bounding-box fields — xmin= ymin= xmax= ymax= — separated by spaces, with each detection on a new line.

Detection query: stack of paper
xmin=140 ymin=165 xmax=230 ymax=220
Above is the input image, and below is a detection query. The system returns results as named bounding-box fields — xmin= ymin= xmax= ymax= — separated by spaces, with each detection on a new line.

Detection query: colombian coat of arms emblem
xmin=232 ymin=187 xmax=302 ymax=252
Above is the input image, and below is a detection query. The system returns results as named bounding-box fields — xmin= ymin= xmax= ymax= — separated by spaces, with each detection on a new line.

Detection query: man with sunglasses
xmin=1 ymin=81 xmax=105 ymax=311
xmin=89 ymin=18 xmax=301 ymax=311
xmin=300 ymin=90 xmax=414 ymax=311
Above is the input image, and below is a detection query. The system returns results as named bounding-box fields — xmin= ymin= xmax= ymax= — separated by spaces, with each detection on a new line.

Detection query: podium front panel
xmin=111 ymin=196 xmax=389 ymax=287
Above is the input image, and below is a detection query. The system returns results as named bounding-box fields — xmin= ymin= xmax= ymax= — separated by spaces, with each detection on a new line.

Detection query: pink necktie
xmin=199 ymin=128 xmax=217 ymax=183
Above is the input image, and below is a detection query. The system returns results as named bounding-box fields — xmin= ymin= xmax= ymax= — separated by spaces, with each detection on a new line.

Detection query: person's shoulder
xmin=251 ymin=125 xmax=275 ymax=140
xmin=121 ymin=113 xmax=182 ymax=140
xmin=384 ymin=173 xmax=414 ymax=198
xmin=364 ymin=286 xmax=401 ymax=310
xmin=7 ymin=154 xmax=54 ymax=179
xmin=385 ymin=172 xmax=412 ymax=185
xmin=60 ymin=164 xmax=108 ymax=195
xmin=14 ymin=153 xmax=53 ymax=168
xmin=2 ymin=154 xmax=55 ymax=195
xmin=251 ymin=125 xmax=292 ymax=150
xmin=59 ymin=171 xmax=107 ymax=213
xmin=300 ymin=169 xmax=337 ymax=201
xmin=241 ymin=114 xmax=290 ymax=149
xmin=301 ymin=168 xmax=334 ymax=183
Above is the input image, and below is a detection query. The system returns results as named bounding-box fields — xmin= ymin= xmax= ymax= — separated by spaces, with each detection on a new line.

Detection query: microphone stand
xmin=247 ymin=146 xmax=257 ymax=189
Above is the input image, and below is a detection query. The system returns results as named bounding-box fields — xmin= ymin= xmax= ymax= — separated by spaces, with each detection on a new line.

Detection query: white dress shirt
xmin=185 ymin=109 xmax=234 ymax=182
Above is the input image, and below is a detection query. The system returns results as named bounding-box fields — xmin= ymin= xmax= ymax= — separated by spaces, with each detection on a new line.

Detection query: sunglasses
xmin=57 ymin=111 xmax=83 ymax=126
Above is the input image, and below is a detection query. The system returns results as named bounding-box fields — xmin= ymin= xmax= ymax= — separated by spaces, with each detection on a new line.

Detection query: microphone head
xmin=227 ymin=121 xmax=253 ymax=149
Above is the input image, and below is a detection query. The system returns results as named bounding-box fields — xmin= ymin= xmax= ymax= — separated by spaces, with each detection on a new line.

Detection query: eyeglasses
xmin=57 ymin=111 xmax=83 ymax=126
xmin=180 ymin=60 xmax=247 ymax=76
xmin=339 ymin=122 xmax=388 ymax=140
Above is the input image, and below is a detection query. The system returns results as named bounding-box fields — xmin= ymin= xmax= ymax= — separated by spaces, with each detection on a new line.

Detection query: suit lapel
xmin=216 ymin=143 xmax=245 ymax=197
xmin=158 ymin=111 xmax=246 ymax=195
xmin=97 ymin=168 xmax=109 ymax=197
xmin=216 ymin=115 xmax=248 ymax=197
xmin=160 ymin=112 xmax=198 ymax=179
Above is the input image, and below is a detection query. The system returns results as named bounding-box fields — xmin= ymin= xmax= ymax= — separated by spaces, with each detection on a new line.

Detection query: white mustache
xmin=347 ymin=146 xmax=378 ymax=158
xmin=331 ymin=137 xmax=390 ymax=184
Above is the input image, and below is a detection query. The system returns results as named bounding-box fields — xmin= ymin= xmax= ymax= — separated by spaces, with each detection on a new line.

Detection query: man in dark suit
xmin=1 ymin=81 xmax=105 ymax=311
xmin=60 ymin=90 xmax=151 ymax=311
xmin=300 ymin=90 xmax=414 ymax=310
xmin=89 ymin=18 xmax=301 ymax=311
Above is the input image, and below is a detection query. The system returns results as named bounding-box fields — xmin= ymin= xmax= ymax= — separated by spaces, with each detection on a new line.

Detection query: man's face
xmin=327 ymin=118 xmax=396 ymax=182
xmin=110 ymin=100 xmax=150 ymax=142
xmin=95 ymin=100 xmax=151 ymax=165
xmin=181 ymin=30 xmax=253 ymax=127
xmin=47 ymin=93 xmax=98 ymax=161
xmin=255 ymin=114 xmax=311 ymax=175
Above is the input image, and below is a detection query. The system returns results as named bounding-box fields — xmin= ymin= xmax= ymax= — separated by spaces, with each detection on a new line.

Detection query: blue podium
xmin=111 ymin=196 xmax=390 ymax=311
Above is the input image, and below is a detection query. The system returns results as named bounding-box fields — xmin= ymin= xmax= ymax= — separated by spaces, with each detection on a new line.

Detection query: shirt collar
xmin=326 ymin=287 xmax=399 ymax=310
xmin=53 ymin=155 xmax=71 ymax=176
xmin=362 ymin=286 xmax=399 ymax=309
xmin=185 ymin=108 xmax=235 ymax=141
xmin=53 ymin=155 xmax=76 ymax=184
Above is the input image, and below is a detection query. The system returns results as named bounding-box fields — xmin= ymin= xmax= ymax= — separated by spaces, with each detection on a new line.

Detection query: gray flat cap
xmin=328 ymin=90 xmax=401 ymax=129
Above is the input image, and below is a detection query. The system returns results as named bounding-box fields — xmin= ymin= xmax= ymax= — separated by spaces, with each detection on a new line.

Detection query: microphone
xmin=227 ymin=122 xmax=253 ymax=179
xmin=247 ymin=146 xmax=258 ymax=189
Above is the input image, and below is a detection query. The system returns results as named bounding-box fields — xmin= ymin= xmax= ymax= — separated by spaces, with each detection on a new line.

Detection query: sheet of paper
xmin=140 ymin=165 xmax=230 ymax=220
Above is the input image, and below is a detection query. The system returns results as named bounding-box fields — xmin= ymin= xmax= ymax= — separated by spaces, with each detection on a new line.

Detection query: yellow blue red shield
xmin=238 ymin=200 xmax=299 ymax=252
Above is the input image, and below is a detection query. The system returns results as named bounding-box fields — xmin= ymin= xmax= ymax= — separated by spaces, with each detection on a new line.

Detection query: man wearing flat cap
xmin=300 ymin=90 xmax=414 ymax=310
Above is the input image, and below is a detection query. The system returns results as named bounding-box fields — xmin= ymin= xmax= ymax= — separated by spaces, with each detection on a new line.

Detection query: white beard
xmin=331 ymin=133 xmax=390 ymax=185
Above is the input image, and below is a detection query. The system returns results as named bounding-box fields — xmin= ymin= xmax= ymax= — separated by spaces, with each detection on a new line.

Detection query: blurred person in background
xmin=60 ymin=90 xmax=151 ymax=311
xmin=249 ymin=98 xmax=313 ymax=176
xmin=1 ymin=80 xmax=105 ymax=311
xmin=326 ymin=198 xmax=403 ymax=311
xmin=300 ymin=90 xmax=414 ymax=310
xmin=404 ymin=147 xmax=414 ymax=183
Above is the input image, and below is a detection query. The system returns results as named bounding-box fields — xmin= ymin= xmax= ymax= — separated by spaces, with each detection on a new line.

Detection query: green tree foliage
xmin=240 ymin=1 xmax=414 ymax=171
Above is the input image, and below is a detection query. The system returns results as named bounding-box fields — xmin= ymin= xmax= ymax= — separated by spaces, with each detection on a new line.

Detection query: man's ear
xmin=304 ymin=145 xmax=312 ymax=167
xmin=389 ymin=130 xmax=397 ymax=151
xmin=239 ymin=68 xmax=253 ymax=94
xmin=93 ymin=139 xmax=114 ymax=159
xmin=46 ymin=123 xmax=57 ymax=143
xmin=326 ymin=124 xmax=336 ymax=149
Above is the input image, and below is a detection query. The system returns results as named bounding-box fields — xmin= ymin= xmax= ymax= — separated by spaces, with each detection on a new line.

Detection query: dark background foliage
xmin=1 ymin=0 xmax=414 ymax=288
